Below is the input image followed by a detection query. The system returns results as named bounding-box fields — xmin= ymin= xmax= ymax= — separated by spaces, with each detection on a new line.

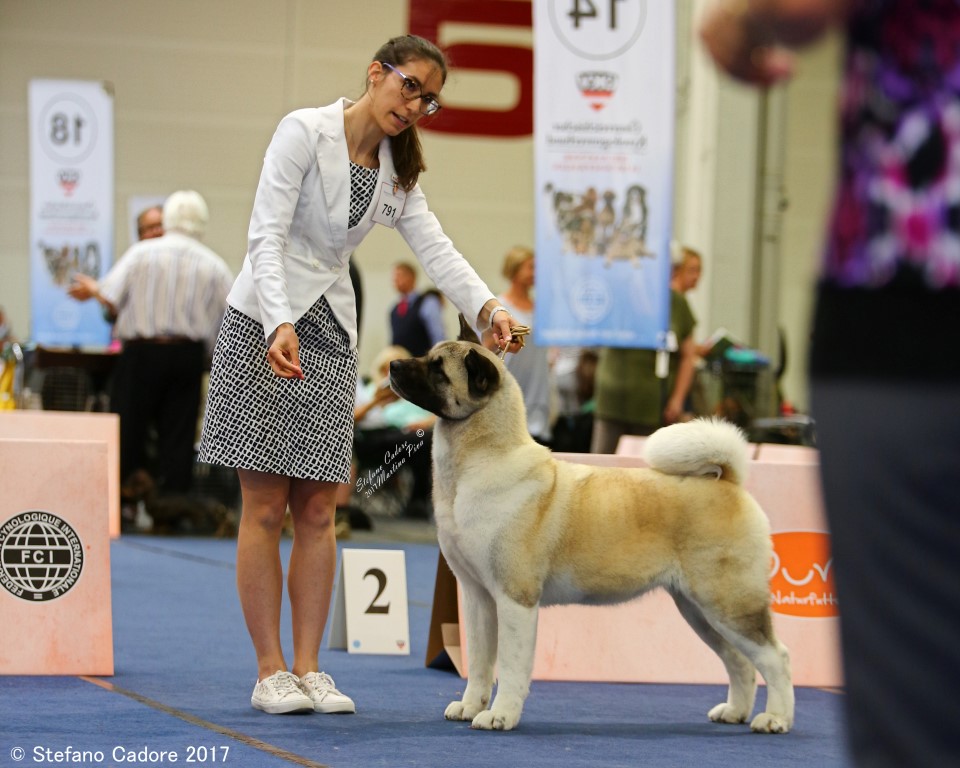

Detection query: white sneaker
xmin=251 ymin=670 xmax=314 ymax=714
xmin=299 ymin=671 xmax=356 ymax=714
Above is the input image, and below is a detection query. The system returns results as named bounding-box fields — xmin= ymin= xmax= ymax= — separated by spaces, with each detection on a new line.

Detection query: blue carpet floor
xmin=1 ymin=535 xmax=853 ymax=767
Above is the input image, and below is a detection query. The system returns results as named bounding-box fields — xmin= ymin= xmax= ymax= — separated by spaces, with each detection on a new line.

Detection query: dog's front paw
xmin=471 ymin=707 xmax=521 ymax=731
xmin=444 ymin=701 xmax=482 ymax=722
xmin=708 ymin=702 xmax=749 ymax=725
xmin=750 ymin=712 xmax=791 ymax=734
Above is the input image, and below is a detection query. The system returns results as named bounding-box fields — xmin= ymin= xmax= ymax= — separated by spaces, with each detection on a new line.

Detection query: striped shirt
xmin=98 ymin=231 xmax=234 ymax=354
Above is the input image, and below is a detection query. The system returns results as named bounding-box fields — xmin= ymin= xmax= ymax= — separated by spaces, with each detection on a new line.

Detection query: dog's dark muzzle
xmin=389 ymin=358 xmax=458 ymax=420
xmin=388 ymin=358 xmax=414 ymax=398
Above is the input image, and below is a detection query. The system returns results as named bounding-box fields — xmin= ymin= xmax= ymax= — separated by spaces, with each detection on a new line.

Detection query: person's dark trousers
xmin=111 ymin=339 xmax=205 ymax=495
xmin=812 ymin=378 xmax=960 ymax=767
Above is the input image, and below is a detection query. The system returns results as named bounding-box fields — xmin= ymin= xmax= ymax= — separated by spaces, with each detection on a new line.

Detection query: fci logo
xmin=0 ymin=511 xmax=84 ymax=602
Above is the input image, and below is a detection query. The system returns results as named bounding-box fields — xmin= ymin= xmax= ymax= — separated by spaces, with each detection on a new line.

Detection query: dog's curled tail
xmin=643 ymin=417 xmax=748 ymax=485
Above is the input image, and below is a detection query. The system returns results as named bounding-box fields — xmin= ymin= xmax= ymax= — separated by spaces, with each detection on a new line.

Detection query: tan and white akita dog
xmin=389 ymin=317 xmax=793 ymax=734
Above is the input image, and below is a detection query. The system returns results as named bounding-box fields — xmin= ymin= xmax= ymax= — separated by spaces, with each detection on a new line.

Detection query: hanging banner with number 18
xmin=29 ymin=79 xmax=115 ymax=348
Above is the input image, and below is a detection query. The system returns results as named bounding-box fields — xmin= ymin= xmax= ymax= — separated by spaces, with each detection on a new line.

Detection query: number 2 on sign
xmin=568 ymin=0 xmax=626 ymax=29
xmin=364 ymin=567 xmax=391 ymax=614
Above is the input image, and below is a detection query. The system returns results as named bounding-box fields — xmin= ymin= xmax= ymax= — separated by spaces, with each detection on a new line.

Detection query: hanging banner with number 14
xmin=533 ymin=0 xmax=675 ymax=350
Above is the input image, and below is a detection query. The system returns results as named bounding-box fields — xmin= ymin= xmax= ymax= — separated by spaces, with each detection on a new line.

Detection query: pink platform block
xmin=0 ymin=439 xmax=114 ymax=675
xmin=0 ymin=412 xmax=120 ymax=538
xmin=614 ymin=435 xmax=648 ymax=457
xmin=447 ymin=450 xmax=841 ymax=688
xmin=752 ymin=443 xmax=819 ymax=464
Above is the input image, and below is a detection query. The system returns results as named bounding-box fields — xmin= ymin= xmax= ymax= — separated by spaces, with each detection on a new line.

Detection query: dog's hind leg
xmin=671 ymin=591 xmax=758 ymax=725
xmin=741 ymin=632 xmax=793 ymax=734
xmin=694 ymin=599 xmax=795 ymax=734
xmin=470 ymin=596 xmax=538 ymax=731
xmin=445 ymin=577 xmax=498 ymax=723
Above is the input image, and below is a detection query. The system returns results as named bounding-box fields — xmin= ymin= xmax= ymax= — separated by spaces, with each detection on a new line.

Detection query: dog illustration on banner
xmin=545 ymin=182 xmax=656 ymax=265
xmin=39 ymin=241 xmax=102 ymax=286
xmin=389 ymin=317 xmax=794 ymax=734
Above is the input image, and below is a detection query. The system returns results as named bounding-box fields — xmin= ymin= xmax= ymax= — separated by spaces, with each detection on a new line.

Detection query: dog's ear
xmin=464 ymin=349 xmax=500 ymax=398
xmin=457 ymin=314 xmax=482 ymax=345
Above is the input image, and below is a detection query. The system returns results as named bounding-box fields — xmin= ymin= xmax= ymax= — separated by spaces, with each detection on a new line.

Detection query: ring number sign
xmin=548 ymin=0 xmax=648 ymax=61
xmin=38 ymin=93 xmax=99 ymax=164
xmin=329 ymin=549 xmax=410 ymax=655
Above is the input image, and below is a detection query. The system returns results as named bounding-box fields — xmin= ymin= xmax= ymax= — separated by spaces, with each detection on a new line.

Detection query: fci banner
xmin=533 ymin=0 xmax=675 ymax=348
xmin=29 ymin=79 xmax=114 ymax=348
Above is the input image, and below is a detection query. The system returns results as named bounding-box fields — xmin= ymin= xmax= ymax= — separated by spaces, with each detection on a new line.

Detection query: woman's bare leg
xmin=287 ymin=478 xmax=339 ymax=677
xmin=236 ymin=468 xmax=291 ymax=680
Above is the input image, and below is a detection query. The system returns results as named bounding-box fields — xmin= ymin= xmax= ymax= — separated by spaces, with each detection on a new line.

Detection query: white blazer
xmin=227 ymin=98 xmax=496 ymax=348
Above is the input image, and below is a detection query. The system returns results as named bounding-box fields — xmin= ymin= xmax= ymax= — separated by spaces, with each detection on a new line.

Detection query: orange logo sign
xmin=769 ymin=532 xmax=838 ymax=618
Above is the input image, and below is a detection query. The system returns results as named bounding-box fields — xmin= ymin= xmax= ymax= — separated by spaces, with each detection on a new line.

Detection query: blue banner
xmin=29 ymin=79 xmax=115 ymax=348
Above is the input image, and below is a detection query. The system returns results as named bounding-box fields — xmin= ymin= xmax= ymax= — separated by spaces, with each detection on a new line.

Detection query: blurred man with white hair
xmin=69 ymin=190 xmax=234 ymax=514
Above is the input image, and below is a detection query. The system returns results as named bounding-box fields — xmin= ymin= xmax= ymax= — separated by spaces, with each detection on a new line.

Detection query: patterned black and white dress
xmin=198 ymin=162 xmax=378 ymax=482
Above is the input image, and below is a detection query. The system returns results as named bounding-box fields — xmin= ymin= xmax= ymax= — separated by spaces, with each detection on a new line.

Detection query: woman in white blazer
xmin=199 ymin=35 xmax=517 ymax=715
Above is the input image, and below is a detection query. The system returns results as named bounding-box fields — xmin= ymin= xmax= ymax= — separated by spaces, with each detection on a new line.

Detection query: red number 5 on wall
xmin=409 ymin=0 xmax=533 ymax=138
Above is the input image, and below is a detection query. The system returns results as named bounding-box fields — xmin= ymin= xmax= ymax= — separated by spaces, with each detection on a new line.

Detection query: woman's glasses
xmin=379 ymin=61 xmax=442 ymax=116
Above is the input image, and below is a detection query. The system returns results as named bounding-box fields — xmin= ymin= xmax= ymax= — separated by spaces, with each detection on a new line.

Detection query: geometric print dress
xmin=197 ymin=162 xmax=378 ymax=482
